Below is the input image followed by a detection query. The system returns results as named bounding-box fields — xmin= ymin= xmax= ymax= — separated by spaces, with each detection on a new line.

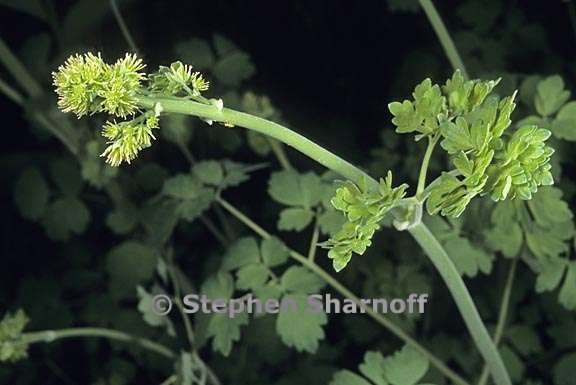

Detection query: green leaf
xmin=278 ymin=207 xmax=314 ymax=231
xmin=506 ymin=325 xmax=541 ymax=356
xmin=535 ymin=256 xmax=567 ymax=293
xmin=280 ymin=266 xmax=325 ymax=294
xmin=359 ymin=351 xmax=388 ymax=385
xmin=14 ymin=167 xmax=49 ymax=221
xmin=193 ymin=161 xmax=224 ymax=186
xmin=106 ymin=241 xmax=159 ymax=299
xmin=222 ymin=237 xmax=260 ymax=271
xmin=207 ymin=312 xmax=249 ymax=356
xmin=136 ymin=285 xmax=175 ymax=337
xmin=552 ymin=101 xmax=576 ymax=141
xmin=163 ymin=174 xmax=204 ymax=200
xmin=174 ymin=38 xmax=215 ymax=70
xmin=177 ymin=190 xmax=214 ymax=222
xmin=318 ymin=209 xmax=346 ymax=236
xmin=558 ymin=262 xmax=576 ymax=310
xmin=443 ymin=235 xmax=493 ymax=277
xmin=236 ymin=264 xmax=270 ymax=291
xmin=268 ymin=170 xmax=323 ymax=208
xmin=106 ymin=207 xmax=138 ymax=235
xmin=202 ymin=272 xmax=234 ymax=300
xmin=220 ymin=160 xmax=265 ymax=189
xmin=41 ymin=197 xmax=91 ymax=241
xmin=213 ymin=51 xmax=256 ymax=86
xmin=485 ymin=223 xmax=523 ymax=258
xmin=202 ymin=272 xmax=248 ymax=356
xmin=534 ymin=75 xmax=570 ymax=117
xmin=161 ymin=114 xmax=193 ymax=145
xmin=528 ymin=187 xmax=573 ymax=227
xmin=212 ymin=34 xmax=238 ymax=56
xmin=276 ymin=294 xmax=327 ymax=353
xmin=382 ymin=345 xmax=430 ymax=385
xmin=330 ymin=370 xmax=373 ymax=385
xmin=261 ymin=237 xmax=289 ymax=267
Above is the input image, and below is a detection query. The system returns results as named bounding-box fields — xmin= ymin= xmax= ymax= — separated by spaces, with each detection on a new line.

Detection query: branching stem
xmin=138 ymin=94 xmax=511 ymax=385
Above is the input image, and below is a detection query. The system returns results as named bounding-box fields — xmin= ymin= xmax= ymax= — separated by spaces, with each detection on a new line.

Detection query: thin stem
xmin=22 ymin=328 xmax=175 ymax=359
xmin=419 ymin=0 xmax=469 ymax=80
xmin=307 ymin=214 xmax=320 ymax=262
xmin=167 ymin=254 xmax=196 ymax=349
xmin=267 ymin=137 xmax=292 ymax=170
xmin=200 ymin=215 xmax=230 ymax=246
xmin=138 ymin=94 xmax=510 ymax=385
xmin=110 ymin=0 xmax=140 ymax=55
xmin=477 ymin=258 xmax=518 ymax=385
xmin=0 ymin=37 xmax=43 ymax=98
xmin=216 ymin=196 xmax=470 ymax=385
xmin=416 ymin=134 xmax=439 ymax=198
xmin=409 ymin=224 xmax=511 ymax=385
xmin=0 ymin=77 xmax=25 ymax=105
xmin=31 ymin=111 xmax=79 ymax=154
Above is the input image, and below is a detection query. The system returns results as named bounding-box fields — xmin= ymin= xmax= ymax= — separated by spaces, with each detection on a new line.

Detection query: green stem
xmin=0 ymin=37 xmax=43 ymax=98
xmin=139 ymin=94 xmax=510 ymax=385
xmin=22 ymin=327 xmax=175 ymax=359
xmin=110 ymin=0 xmax=140 ymax=55
xmin=307 ymin=214 xmax=320 ymax=262
xmin=137 ymin=96 xmax=375 ymax=188
xmin=410 ymin=224 xmax=511 ymax=385
xmin=418 ymin=0 xmax=469 ymax=80
xmin=216 ymin=196 xmax=470 ymax=385
xmin=477 ymin=258 xmax=518 ymax=385
xmin=267 ymin=137 xmax=293 ymax=170
xmin=416 ymin=134 xmax=439 ymax=199
xmin=0 ymin=77 xmax=25 ymax=105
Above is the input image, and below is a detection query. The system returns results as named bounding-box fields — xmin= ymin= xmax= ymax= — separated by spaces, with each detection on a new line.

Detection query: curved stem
xmin=138 ymin=94 xmax=510 ymax=385
xmin=477 ymin=258 xmax=518 ymax=385
xmin=22 ymin=327 xmax=175 ymax=359
xmin=410 ymin=224 xmax=511 ymax=385
xmin=216 ymin=196 xmax=470 ymax=385
xmin=416 ymin=134 xmax=439 ymax=198
xmin=137 ymin=96 xmax=377 ymax=189
xmin=418 ymin=0 xmax=469 ymax=80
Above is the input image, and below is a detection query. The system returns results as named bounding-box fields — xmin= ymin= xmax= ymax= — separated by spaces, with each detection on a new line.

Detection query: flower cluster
xmin=321 ymin=172 xmax=408 ymax=271
xmin=53 ymin=53 xmax=214 ymax=166
xmin=53 ymin=53 xmax=145 ymax=118
xmin=100 ymin=115 xmax=160 ymax=166
xmin=0 ymin=310 xmax=29 ymax=363
xmin=149 ymin=61 xmax=210 ymax=97
xmin=389 ymin=71 xmax=554 ymax=217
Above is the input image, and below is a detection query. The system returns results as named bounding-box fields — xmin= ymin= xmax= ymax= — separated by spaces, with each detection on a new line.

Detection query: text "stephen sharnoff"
xmin=151 ymin=293 xmax=429 ymax=318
